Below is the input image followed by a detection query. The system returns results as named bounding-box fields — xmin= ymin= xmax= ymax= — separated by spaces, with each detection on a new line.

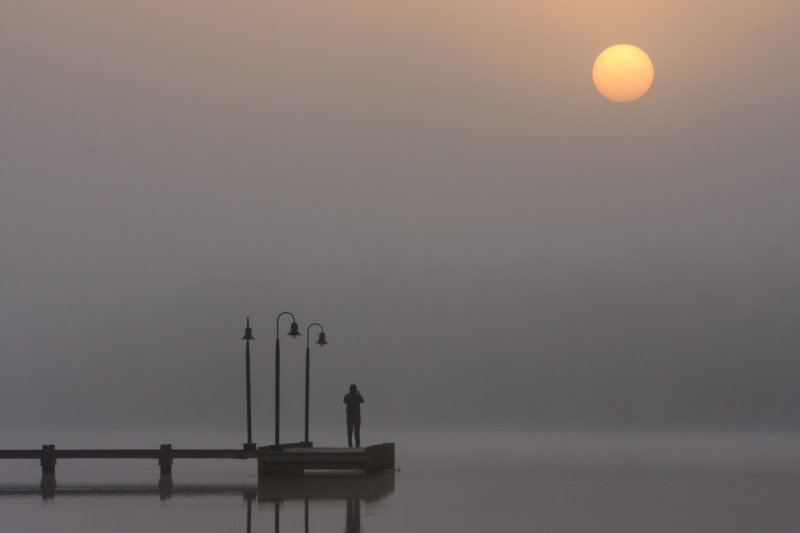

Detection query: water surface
xmin=2 ymin=431 xmax=800 ymax=532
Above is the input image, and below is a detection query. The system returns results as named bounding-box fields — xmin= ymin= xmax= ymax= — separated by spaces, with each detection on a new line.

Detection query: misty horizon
xmin=2 ymin=0 xmax=800 ymax=437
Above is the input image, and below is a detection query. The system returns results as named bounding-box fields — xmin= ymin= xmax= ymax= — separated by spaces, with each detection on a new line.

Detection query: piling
xmin=158 ymin=444 xmax=173 ymax=476
xmin=40 ymin=444 xmax=56 ymax=476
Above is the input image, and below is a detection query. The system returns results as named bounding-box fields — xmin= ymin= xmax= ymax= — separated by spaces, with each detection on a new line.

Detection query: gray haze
xmin=1 ymin=0 xmax=799 ymax=440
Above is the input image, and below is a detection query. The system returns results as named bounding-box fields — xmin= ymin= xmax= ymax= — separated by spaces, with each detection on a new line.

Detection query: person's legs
xmin=354 ymin=415 xmax=361 ymax=447
xmin=346 ymin=416 xmax=354 ymax=448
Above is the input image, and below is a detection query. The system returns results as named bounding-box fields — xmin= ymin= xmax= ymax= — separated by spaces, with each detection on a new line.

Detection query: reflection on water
xmin=3 ymin=473 xmax=394 ymax=533
xmin=257 ymin=476 xmax=390 ymax=533
xmin=345 ymin=498 xmax=361 ymax=533
xmin=5 ymin=432 xmax=800 ymax=532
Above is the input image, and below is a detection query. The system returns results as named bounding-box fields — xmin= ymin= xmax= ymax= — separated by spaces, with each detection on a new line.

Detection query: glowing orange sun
xmin=593 ymin=44 xmax=654 ymax=103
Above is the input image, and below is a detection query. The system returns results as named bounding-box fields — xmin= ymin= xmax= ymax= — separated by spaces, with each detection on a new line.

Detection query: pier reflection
xmin=1 ymin=473 xmax=394 ymax=532
xmin=258 ymin=475 xmax=392 ymax=533
xmin=345 ymin=498 xmax=361 ymax=533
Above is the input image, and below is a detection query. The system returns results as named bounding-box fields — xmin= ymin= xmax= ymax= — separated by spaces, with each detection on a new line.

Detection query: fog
xmin=1 ymin=0 xmax=799 ymax=439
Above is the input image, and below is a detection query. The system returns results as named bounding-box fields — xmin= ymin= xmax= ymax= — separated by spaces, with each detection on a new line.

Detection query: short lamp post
xmin=304 ymin=323 xmax=327 ymax=444
xmin=275 ymin=312 xmax=301 ymax=447
xmin=242 ymin=317 xmax=255 ymax=451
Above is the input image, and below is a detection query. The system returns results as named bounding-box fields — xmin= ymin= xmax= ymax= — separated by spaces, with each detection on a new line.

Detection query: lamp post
xmin=275 ymin=312 xmax=300 ymax=447
xmin=242 ymin=318 xmax=255 ymax=450
xmin=304 ymin=323 xmax=327 ymax=444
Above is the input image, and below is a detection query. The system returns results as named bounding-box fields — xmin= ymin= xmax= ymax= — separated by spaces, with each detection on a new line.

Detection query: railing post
xmin=40 ymin=444 xmax=56 ymax=476
xmin=159 ymin=444 xmax=173 ymax=476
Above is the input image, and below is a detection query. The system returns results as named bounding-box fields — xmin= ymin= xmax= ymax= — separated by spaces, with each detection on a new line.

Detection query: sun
xmin=592 ymin=44 xmax=654 ymax=103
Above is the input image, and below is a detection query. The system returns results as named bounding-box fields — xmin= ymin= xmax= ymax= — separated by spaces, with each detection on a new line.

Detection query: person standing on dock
xmin=344 ymin=384 xmax=364 ymax=448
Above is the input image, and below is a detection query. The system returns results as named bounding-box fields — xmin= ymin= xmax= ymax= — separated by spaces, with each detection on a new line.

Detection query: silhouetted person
xmin=344 ymin=384 xmax=364 ymax=448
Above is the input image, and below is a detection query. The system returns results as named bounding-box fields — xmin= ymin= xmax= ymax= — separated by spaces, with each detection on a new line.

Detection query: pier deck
xmin=0 ymin=443 xmax=395 ymax=478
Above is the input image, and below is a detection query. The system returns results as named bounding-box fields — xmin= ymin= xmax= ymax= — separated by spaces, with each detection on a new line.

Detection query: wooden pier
xmin=0 ymin=443 xmax=395 ymax=479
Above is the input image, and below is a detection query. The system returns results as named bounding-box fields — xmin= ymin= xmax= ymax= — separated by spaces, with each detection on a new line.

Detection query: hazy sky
xmin=1 ymin=0 xmax=799 ymax=439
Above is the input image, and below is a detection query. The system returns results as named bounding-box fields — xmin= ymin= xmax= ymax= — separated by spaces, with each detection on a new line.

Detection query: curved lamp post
xmin=242 ymin=317 xmax=255 ymax=450
xmin=304 ymin=323 xmax=327 ymax=444
xmin=274 ymin=312 xmax=301 ymax=446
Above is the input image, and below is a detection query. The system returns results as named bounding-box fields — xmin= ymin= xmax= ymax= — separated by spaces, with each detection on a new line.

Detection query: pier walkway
xmin=0 ymin=443 xmax=395 ymax=479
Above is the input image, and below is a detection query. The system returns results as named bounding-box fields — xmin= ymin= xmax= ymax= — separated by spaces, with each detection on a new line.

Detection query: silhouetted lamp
xmin=274 ymin=312 xmax=300 ymax=446
xmin=242 ymin=318 xmax=256 ymax=450
xmin=304 ymin=322 xmax=327 ymax=444
xmin=243 ymin=319 xmax=255 ymax=341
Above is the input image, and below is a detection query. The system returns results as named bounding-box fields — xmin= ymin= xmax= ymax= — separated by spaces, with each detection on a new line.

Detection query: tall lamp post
xmin=304 ymin=323 xmax=327 ymax=445
xmin=242 ymin=317 xmax=255 ymax=450
xmin=275 ymin=312 xmax=301 ymax=447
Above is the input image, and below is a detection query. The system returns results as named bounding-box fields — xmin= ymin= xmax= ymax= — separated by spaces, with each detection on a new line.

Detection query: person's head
xmin=349 ymin=384 xmax=357 ymax=393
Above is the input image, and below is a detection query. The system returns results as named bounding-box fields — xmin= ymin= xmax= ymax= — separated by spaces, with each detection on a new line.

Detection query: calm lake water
xmin=2 ymin=430 xmax=800 ymax=532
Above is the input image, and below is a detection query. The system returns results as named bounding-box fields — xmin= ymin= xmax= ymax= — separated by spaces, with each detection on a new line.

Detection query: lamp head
xmin=316 ymin=332 xmax=328 ymax=346
xmin=242 ymin=317 xmax=254 ymax=341
xmin=288 ymin=321 xmax=301 ymax=338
